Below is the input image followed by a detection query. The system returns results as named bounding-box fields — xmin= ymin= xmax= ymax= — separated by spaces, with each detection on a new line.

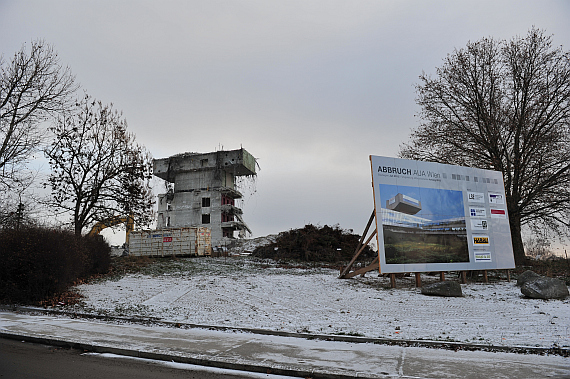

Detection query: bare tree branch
xmin=0 ymin=40 xmax=78 ymax=189
xmin=44 ymin=95 xmax=154 ymax=235
xmin=400 ymin=28 xmax=570 ymax=266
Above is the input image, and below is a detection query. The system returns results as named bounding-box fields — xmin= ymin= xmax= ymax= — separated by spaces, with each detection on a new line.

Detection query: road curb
xmin=2 ymin=305 xmax=569 ymax=357
xmin=0 ymin=330 xmax=377 ymax=379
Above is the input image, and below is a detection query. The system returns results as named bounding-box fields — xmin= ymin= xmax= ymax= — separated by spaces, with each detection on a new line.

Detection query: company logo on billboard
xmin=470 ymin=219 xmax=488 ymax=231
xmin=472 ymin=235 xmax=490 ymax=246
xmin=475 ymin=252 xmax=492 ymax=262
xmin=468 ymin=192 xmax=485 ymax=203
xmin=490 ymin=208 xmax=507 ymax=219
xmin=488 ymin=193 xmax=505 ymax=204
xmin=469 ymin=207 xmax=486 ymax=218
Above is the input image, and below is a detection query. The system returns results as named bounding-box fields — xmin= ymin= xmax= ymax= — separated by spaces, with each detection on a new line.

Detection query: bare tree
xmin=0 ymin=170 xmax=40 ymax=229
xmin=45 ymin=95 xmax=154 ymax=235
xmin=0 ymin=40 xmax=77 ymax=189
xmin=400 ymin=28 xmax=570 ymax=266
xmin=524 ymin=233 xmax=555 ymax=260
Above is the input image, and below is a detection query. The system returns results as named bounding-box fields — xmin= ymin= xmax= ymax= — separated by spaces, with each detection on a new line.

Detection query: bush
xmin=82 ymin=235 xmax=112 ymax=275
xmin=0 ymin=226 xmax=111 ymax=304
xmin=252 ymin=224 xmax=376 ymax=263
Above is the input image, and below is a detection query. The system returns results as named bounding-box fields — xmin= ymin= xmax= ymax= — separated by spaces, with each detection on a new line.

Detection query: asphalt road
xmin=0 ymin=338 xmax=283 ymax=379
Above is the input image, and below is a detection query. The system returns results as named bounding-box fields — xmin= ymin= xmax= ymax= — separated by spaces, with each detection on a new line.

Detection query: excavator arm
xmin=88 ymin=214 xmax=134 ymax=243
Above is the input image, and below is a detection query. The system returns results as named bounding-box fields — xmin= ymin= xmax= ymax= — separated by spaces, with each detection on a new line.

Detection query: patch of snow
xmin=226 ymin=235 xmax=277 ymax=256
xmin=3 ymin=311 xmax=567 ymax=378
xmin=73 ymin=258 xmax=570 ymax=349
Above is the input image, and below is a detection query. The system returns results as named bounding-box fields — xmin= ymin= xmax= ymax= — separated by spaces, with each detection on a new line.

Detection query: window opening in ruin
xmin=202 ymin=214 xmax=211 ymax=224
xmin=222 ymin=195 xmax=234 ymax=206
xmin=201 ymin=159 xmax=208 ymax=167
xmin=202 ymin=197 xmax=211 ymax=207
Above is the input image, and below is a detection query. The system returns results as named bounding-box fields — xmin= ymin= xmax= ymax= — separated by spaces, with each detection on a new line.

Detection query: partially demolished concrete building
xmin=153 ymin=148 xmax=256 ymax=247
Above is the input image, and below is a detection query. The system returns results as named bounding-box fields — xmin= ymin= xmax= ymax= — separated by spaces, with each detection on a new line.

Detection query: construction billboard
xmin=370 ymin=155 xmax=515 ymax=273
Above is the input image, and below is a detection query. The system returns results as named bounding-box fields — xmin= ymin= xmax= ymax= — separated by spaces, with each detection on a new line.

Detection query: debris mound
xmin=252 ymin=224 xmax=375 ymax=263
xmin=226 ymin=235 xmax=277 ymax=256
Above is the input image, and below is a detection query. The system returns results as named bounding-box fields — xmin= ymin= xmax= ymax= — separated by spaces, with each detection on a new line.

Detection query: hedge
xmin=0 ymin=226 xmax=111 ymax=304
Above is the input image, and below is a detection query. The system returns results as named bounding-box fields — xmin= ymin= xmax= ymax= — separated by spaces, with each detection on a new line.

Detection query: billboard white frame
xmin=370 ymin=155 xmax=515 ymax=273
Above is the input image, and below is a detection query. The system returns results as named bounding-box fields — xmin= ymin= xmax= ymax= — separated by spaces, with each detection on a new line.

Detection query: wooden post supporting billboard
xmin=339 ymin=211 xmax=377 ymax=279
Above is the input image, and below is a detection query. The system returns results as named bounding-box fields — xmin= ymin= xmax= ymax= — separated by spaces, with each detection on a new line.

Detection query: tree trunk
xmin=508 ymin=212 xmax=526 ymax=266
xmin=74 ymin=213 xmax=83 ymax=236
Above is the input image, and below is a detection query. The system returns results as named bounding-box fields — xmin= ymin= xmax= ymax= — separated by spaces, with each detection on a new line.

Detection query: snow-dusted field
xmin=73 ymin=257 xmax=570 ymax=349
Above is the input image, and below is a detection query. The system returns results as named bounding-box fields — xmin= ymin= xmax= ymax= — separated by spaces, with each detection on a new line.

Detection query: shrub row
xmin=0 ymin=226 xmax=111 ymax=304
xmin=252 ymin=224 xmax=376 ymax=263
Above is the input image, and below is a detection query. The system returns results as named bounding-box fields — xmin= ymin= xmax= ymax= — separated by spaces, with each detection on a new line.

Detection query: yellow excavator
xmin=88 ymin=214 xmax=134 ymax=245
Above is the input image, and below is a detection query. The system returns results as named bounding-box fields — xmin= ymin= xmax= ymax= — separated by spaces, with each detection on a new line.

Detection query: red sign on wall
xmin=163 ymin=237 xmax=173 ymax=243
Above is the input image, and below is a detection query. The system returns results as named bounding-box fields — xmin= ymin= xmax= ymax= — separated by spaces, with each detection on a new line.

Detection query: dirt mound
xmin=251 ymin=224 xmax=375 ymax=263
xmin=226 ymin=235 xmax=278 ymax=256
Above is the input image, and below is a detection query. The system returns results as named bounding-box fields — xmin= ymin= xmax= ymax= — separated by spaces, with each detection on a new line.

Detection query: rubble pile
xmin=252 ymin=224 xmax=375 ymax=263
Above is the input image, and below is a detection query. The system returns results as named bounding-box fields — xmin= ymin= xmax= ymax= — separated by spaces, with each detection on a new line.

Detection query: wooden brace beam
xmin=343 ymin=257 xmax=379 ymax=279
xmin=338 ymin=210 xmax=376 ymax=279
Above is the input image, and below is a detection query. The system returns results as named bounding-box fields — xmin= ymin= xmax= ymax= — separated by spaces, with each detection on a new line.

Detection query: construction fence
xmin=129 ymin=227 xmax=211 ymax=257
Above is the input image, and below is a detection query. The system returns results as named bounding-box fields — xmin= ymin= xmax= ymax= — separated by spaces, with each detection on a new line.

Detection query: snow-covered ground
xmin=72 ymin=257 xmax=570 ymax=349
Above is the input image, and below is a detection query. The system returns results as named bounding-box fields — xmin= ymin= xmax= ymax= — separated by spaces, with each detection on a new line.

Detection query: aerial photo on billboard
xmin=379 ymin=184 xmax=468 ymax=264
xmin=370 ymin=155 xmax=515 ymax=273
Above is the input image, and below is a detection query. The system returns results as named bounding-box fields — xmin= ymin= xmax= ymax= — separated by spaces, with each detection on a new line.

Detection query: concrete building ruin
xmin=153 ymin=148 xmax=257 ymax=247
xmin=386 ymin=193 xmax=422 ymax=215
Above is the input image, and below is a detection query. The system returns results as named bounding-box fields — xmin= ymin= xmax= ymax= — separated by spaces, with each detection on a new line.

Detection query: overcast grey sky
xmin=2 ymin=1 xmax=569 ymax=245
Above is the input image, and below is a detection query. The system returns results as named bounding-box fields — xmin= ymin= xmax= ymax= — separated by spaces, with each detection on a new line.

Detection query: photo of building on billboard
xmin=370 ymin=155 xmax=515 ymax=273
xmin=379 ymin=184 xmax=469 ymax=264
